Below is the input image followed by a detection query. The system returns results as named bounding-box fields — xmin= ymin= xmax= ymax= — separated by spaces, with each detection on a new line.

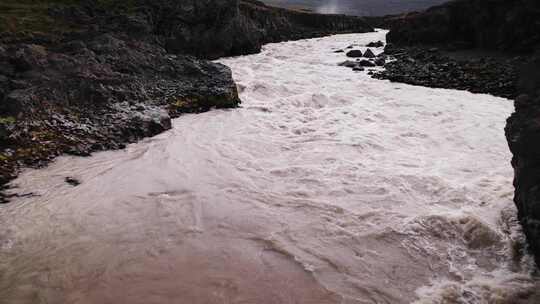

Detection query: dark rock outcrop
xmin=378 ymin=0 xmax=540 ymax=263
xmin=386 ymin=0 xmax=540 ymax=53
xmin=505 ymin=55 xmax=540 ymax=265
xmin=373 ymin=46 xmax=519 ymax=99
xmin=0 ymin=0 xmax=373 ymax=202
xmin=150 ymin=0 xmax=373 ymax=59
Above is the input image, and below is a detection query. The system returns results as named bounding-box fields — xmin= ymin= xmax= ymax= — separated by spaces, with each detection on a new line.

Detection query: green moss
xmin=0 ymin=116 xmax=16 ymax=125
xmin=0 ymin=0 xmax=138 ymax=34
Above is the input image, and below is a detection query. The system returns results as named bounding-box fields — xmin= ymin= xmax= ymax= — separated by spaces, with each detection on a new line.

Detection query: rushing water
xmin=1 ymin=30 xmax=538 ymax=304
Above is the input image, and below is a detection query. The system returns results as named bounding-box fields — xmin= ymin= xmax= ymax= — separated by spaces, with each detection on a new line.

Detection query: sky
xmin=262 ymin=0 xmax=449 ymax=16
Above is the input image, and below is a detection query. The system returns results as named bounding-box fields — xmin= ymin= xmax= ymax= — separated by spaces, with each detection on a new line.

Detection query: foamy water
xmin=0 ymin=30 xmax=537 ymax=303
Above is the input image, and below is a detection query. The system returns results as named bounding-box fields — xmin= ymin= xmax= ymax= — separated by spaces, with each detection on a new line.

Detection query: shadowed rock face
xmin=385 ymin=0 xmax=540 ymax=53
xmin=156 ymin=0 xmax=373 ymax=59
xmin=505 ymin=55 xmax=540 ymax=265
xmin=378 ymin=0 xmax=540 ymax=264
xmin=0 ymin=0 xmax=373 ymax=201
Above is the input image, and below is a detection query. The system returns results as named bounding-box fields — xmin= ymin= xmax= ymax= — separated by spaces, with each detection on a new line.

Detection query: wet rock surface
xmin=0 ymin=0 xmax=373 ymax=202
xmin=372 ymin=45 xmax=519 ymax=99
xmin=345 ymin=50 xmax=363 ymax=58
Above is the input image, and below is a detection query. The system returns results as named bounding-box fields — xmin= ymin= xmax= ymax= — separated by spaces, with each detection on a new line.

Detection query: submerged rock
xmin=65 ymin=177 xmax=81 ymax=187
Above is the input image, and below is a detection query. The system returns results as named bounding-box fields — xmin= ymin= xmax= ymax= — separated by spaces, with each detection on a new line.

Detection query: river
xmin=0 ymin=30 xmax=537 ymax=304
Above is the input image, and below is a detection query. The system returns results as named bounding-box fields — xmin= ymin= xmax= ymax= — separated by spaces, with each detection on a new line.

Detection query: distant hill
xmin=262 ymin=0 xmax=450 ymax=16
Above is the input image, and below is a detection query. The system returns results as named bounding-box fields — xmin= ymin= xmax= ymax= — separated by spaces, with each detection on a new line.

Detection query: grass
xmin=0 ymin=0 xmax=137 ymax=35
xmin=0 ymin=116 xmax=16 ymax=125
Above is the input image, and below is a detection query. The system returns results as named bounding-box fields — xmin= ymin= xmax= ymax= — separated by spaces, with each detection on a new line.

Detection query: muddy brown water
xmin=1 ymin=31 xmax=538 ymax=304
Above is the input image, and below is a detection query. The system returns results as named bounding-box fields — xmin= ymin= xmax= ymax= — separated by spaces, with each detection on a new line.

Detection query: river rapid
xmin=1 ymin=30 xmax=538 ymax=304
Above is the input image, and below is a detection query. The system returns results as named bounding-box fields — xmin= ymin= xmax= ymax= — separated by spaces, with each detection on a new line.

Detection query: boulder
xmin=346 ymin=50 xmax=363 ymax=58
xmin=363 ymin=48 xmax=376 ymax=58
xmin=366 ymin=41 xmax=384 ymax=47
xmin=12 ymin=44 xmax=48 ymax=71
xmin=358 ymin=60 xmax=376 ymax=67
xmin=374 ymin=57 xmax=385 ymax=66
xmin=2 ymin=90 xmax=32 ymax=115
xmin=338 ymin=60 xmax=358 ymax=68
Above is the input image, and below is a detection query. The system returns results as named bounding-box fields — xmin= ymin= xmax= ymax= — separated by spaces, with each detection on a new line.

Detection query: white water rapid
xmin=1 ymin=30 xmax=538 ymax=304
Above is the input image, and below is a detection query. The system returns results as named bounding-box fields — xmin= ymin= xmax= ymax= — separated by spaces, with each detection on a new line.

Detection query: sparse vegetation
xmin=0 ymin=0 xmax=137 ymax=34
xmin=0 ymin=116 xmax=16 ymax=125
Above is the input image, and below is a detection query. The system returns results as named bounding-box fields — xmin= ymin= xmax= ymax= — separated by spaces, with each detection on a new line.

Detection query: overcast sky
xmin=262 ymin=0 xmax=449 ymax=16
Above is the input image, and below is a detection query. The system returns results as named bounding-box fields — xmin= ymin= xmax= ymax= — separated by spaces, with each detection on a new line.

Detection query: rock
xmin=0 ymin=0 xmax=375 ymax=203
xmin=374 ymin=57 xmax=385 ymax=66
xmin=363 ymin=48 xmax=376 ymax=58
xmin=65 ymin=177 xmax=81 ymax=186
xmin=0 ymin=123 xmax=9 ymax=143
xmin=346 ymin=50 xmax=363 ymax=58
xmin=160 ymin=0 xmax=374 ymax=59
xmin=2 ymin=90 xmax=32 ymax=115
xmin=371 ymin=46 xmax=518 ymax=99
xmin=338 ymin=60 xmax=359 ymax=68
xmin=88 ymin=34 xmax=126 ymax=54
xmin=505 ymin=54 xmax=540 ymax=265
xmin=366 ymin=40 xmax=384 ymax=47
xmin=386 ymin=0 xmax=540 ymax=53
xmin=333 ymin=49 xmax=344 ymax=53
xmin=62 ymin=40 xmax=88 ymax=53
xmin=358 ymin=60 xmax=376 ymax=67
xmin=352 ymin=66 xmax=365 ymax=71
xmin=12 ymin=44 xmax=48 ymax=71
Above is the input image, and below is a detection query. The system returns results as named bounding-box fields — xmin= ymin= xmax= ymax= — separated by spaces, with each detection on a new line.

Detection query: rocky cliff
xmin=161 ymin=0 xmax=373 ymax=58
xmin=0 ymin=0 xmax=373 ymax=201
xmin=378 ymin=0 xmax=540 ymax=263
xmin=386 ymin=0 xmax=540 ymax=52
xmin=505 ymin=55 xmax=540 ymax=265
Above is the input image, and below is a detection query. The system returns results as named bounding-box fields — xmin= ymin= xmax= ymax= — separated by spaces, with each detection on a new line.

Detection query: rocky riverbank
xmin=372 ymin=0 xmax=540 ymax=264
xmin=372 ymin=45 xmax=519 ymax=99
xmin=0 ymin=0 xmax=373 ymax=202
xmin=505 ymin=54 xmax=540 ymax=266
